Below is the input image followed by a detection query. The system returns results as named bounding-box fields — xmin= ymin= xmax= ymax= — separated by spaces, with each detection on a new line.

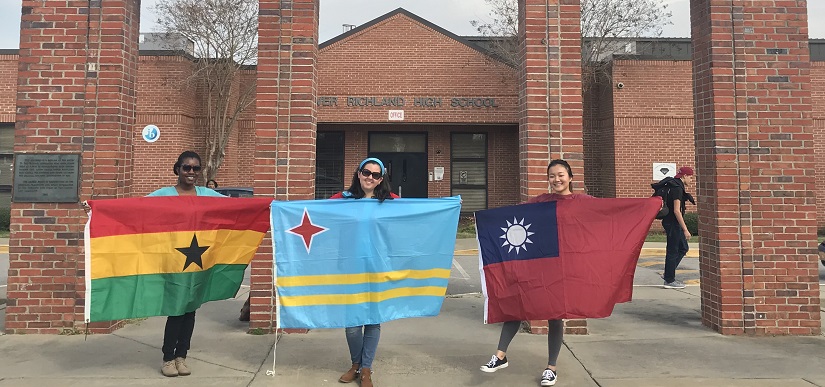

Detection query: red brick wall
xmin=134 ymin=55 xmax=199 ymax=195
xmin=813 ymin=62 xmax=825 ymax=230
xmin=612 ymin=60 xmax=695 ymax=199
xmin=691 ymin=0 xmax=818 ymax=335
xmin=0 ymin=54 xmax=17 ymax=122
xmin=9 ymin=0 xmax=140 ymax=334
xmin=583 ymin=66 xmax=616 ymax=197
xmin=317 ymin=13 xmax=518 ymax=124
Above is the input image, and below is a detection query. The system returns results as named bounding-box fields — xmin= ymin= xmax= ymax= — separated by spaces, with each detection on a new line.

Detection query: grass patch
xmin=0 ymin=230 xmax=8 ymax=238
xmin=456 ymin=216 xmax=476 ymax=239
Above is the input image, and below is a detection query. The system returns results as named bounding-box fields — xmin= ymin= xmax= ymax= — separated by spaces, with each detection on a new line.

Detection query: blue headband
xmin=359 ymin=157 xmax=385 ymax=175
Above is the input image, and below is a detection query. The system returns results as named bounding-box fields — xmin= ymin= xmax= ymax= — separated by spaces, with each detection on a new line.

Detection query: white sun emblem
xmin=499 ymin=217 xmax=535 ymax=254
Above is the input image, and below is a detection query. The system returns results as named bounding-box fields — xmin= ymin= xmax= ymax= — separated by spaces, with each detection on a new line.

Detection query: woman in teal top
xmin=148 ymin=151 xmax=224 ymax=377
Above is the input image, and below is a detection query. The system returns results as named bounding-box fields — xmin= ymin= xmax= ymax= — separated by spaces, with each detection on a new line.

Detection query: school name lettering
xmin=317 ymin=96 xmax=500 ymax=108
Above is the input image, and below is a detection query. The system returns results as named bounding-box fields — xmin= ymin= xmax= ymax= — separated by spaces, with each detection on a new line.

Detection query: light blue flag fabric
xmin=271 ymin=197 xmax=461 ymax=329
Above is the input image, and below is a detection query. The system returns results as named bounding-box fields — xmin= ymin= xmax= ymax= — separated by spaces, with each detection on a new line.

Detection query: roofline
xmin=319 ymin=8 xmax=510 ymax=66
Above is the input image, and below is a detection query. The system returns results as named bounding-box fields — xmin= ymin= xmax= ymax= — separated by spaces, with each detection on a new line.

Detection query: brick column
xmin=8 ymin=0 xmax=139 ymax=334
xmin=252 ymin=0 xmax=319 ymax=332
xmin=519 ymin=0 xmax=586 ymax=334
xmin=691 ymin=0 xmax=819 ymax=335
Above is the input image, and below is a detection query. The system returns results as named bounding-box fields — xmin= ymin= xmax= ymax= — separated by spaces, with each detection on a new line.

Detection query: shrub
xmin=684 ymin=212 xmax=698 ymax=236
xmin=0 ymin=207 xmax=9 ymax=231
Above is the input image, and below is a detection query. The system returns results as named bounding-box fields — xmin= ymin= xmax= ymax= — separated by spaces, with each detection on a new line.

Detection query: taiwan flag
xmin=475 ymin=197 xmax=661 ymax=323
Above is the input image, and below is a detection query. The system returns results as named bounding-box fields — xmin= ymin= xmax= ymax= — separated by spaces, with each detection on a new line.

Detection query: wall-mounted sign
xmin=13 ymin=153 xmax=80 ymax=203
xmin=317 ymin=96 xmax=501 ymax=109
xmin=388 ymin=110 xmax=405 ymax=121
xmin=433 ymin=167 xmax=444 ymax=181
xmin=142 ymin=124 xmax=160 ymax=143
xmin=653 ymin=163 xmax=677 ymax=181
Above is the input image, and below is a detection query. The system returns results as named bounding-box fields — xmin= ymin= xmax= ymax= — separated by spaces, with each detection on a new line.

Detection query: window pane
xmin=370 ymin=133 xmax=426 ymax=153
xmin=316 ymin=132 xmax=345 ymax=199
xmin=0 ymin=123 xmax=13 ymax=153
xmin=0 ymin=155 xmax=11 ymax=186
xmin=451 ymin=161 xmax=486 ymax=186
xmin=453 ymin=188 xmax=486 ymax=212
xmin=451 ymin=133 xmax=486 ymax=159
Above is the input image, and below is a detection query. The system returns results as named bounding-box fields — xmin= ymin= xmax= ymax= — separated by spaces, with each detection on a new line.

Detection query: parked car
xmin=215 ymin=187 xmax=253 ymax=198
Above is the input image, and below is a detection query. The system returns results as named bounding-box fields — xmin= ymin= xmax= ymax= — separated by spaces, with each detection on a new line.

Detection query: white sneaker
xmin=540 ymin=368 xmax=557 ymax=386
xmin=480 ymin=355 xmax=508 ymax=372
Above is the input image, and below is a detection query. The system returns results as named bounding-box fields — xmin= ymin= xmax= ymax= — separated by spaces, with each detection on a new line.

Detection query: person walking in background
xmin=656 ymin=166 xmax=695 ymax=289
xmin=479 ymin=159 xmax=591 ymax=387
xmin=331 ymin=157 xmax=398 ymax=387
xmin=206 ymin=179 xmax=218 ymax=189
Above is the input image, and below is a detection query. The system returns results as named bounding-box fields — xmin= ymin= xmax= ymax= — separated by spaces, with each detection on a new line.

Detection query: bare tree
xmin=472 ymin=0 xmax=672 ymax=83
xmin=155 ymin=0 xmax=258 ymax=181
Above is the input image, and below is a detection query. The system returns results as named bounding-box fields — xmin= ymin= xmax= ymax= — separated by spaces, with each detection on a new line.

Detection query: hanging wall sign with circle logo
xmin=141 ymin=125 xmax=160 ymax=143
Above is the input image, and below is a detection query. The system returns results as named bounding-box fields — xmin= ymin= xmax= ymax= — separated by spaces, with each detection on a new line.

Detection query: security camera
xmin=616 ymin=82 xmax=624 ymax=89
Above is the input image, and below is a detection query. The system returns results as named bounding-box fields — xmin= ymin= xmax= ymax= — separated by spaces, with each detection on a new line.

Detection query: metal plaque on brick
xmin=12 ymin=153 xmax=80 ymax=203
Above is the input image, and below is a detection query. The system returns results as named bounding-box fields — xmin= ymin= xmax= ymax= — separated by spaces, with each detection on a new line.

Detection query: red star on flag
xmin=286 ymin=208 xmax=328 ymax=253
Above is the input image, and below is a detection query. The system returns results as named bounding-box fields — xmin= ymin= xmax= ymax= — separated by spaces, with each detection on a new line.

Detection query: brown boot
xmin=360 ymin=367 xmax=373 ymax=387
xmin=338 ymin=363 xmax=360 ymax=383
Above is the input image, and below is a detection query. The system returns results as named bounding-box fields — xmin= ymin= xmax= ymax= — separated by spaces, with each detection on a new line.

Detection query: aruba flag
xmin=85 ymin=197 xmax=271 ymax=322
xmin=476 ymin=197 xmax=660 ymax=323
xmin=271 ymin=197 xmax=461 ymax=329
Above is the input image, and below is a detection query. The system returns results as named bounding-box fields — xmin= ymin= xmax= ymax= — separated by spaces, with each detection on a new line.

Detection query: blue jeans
xmin=345 ymin=324 xmax=380 ymax=369
xmin=663 ymin=219 xmax=689 ymax=283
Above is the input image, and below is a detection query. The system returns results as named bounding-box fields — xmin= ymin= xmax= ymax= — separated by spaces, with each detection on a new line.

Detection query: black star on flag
xmin=176 ymin=234 xmax=210 ymax=271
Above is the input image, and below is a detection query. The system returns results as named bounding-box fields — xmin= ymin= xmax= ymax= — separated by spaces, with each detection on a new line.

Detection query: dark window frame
xmin=450 ymin=132 xmax=488 ymax=211
xmin=315 ymin=131 xmax=346 ymax=199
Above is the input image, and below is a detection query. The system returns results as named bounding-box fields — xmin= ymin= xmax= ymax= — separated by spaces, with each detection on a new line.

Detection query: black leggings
xmin=162 ymin=311 xmax=196 ymax=361
xmin=497 ymin=319 xmax=564 ymax=366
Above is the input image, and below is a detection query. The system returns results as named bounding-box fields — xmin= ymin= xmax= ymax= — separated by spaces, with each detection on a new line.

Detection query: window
xmin=451 ymin=133 xmax=487 ymax=212
xmin=315 ymin=132 xmax=345 ymax=199
xmin=0 ymin=123 xmax=12 ymax=211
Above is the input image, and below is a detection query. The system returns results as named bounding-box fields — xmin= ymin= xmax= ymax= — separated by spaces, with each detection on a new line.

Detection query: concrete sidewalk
xmin=1 ymin=237 xmax=823 ymax=386
xmin=0 ymin=287 xmax=824 ymax=386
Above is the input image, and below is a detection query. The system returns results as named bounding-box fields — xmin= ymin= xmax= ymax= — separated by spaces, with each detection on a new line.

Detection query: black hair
xmin=547 ymin=159 xmax=575 ymax=191
xmin=173 ymin=151 xmax=202 ymax=175
xmin=206 ymin=179 xmax=218 ymax=188
xmin=345 ymin=160 xmax=394 ymax=202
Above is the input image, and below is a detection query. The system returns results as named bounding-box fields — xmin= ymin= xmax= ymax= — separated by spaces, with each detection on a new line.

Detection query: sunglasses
xmin=180 ymin=165 xmax=202 ymax=172
xmin=360 ymin=169 xmax=383 ymax=179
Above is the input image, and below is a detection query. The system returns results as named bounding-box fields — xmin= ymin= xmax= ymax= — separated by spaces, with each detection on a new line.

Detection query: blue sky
xmin=0 ymin=0 xmax=822 ymax=48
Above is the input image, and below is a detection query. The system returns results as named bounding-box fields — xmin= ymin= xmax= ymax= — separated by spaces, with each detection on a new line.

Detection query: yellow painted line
xmin=0 ymin=245 xmax=7 ymax=254
xmin=637 ymin=261 xmax=660 ymax=268
xmin=638 ymin=249 xmax=699 ymax=258
xmin=685 ymin=279 xmax=701 ymax=285
xmin=454 ymin=249 xmax=478 ymax=255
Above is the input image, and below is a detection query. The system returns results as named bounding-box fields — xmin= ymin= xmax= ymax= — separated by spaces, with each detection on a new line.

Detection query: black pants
xmin=162 ymin=311 xmax=196 ymax=361
xmin=663 ymin=219 xmax=688 ymax=283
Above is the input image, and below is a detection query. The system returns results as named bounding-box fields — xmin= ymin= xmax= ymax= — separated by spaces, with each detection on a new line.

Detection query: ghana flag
xmin=84 ymin=196 xmax=271 ymax=322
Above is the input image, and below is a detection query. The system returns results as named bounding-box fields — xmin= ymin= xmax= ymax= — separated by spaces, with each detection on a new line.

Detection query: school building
xmin=5 ymin=2 xmax=821 ymax=336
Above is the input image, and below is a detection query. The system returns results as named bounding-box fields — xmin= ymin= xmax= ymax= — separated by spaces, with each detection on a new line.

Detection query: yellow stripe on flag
xmin=279 ymin=286 xmax=448 ymax=307
xmin=277 ymin=269 xmax=451 ymax=287
xmin=90 ymin=229 xmax=265 ymax=279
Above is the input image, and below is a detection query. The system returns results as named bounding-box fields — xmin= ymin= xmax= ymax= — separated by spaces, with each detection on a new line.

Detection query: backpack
xmin=651 ymin=177 xmax=676 ymax=220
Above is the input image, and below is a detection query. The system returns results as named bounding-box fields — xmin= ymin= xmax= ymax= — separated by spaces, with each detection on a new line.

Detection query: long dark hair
xmin=345 ymin=159 xmax=394 ymax=202
xmin=173 ymin=150 xmax=202 ymax=175
xmin=547 ymin=159 xmax=574 ymax=191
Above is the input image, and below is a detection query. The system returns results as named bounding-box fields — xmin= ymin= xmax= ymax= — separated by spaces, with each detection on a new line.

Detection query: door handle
xmin=398 ymin=185 xmax=402 ymax=197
